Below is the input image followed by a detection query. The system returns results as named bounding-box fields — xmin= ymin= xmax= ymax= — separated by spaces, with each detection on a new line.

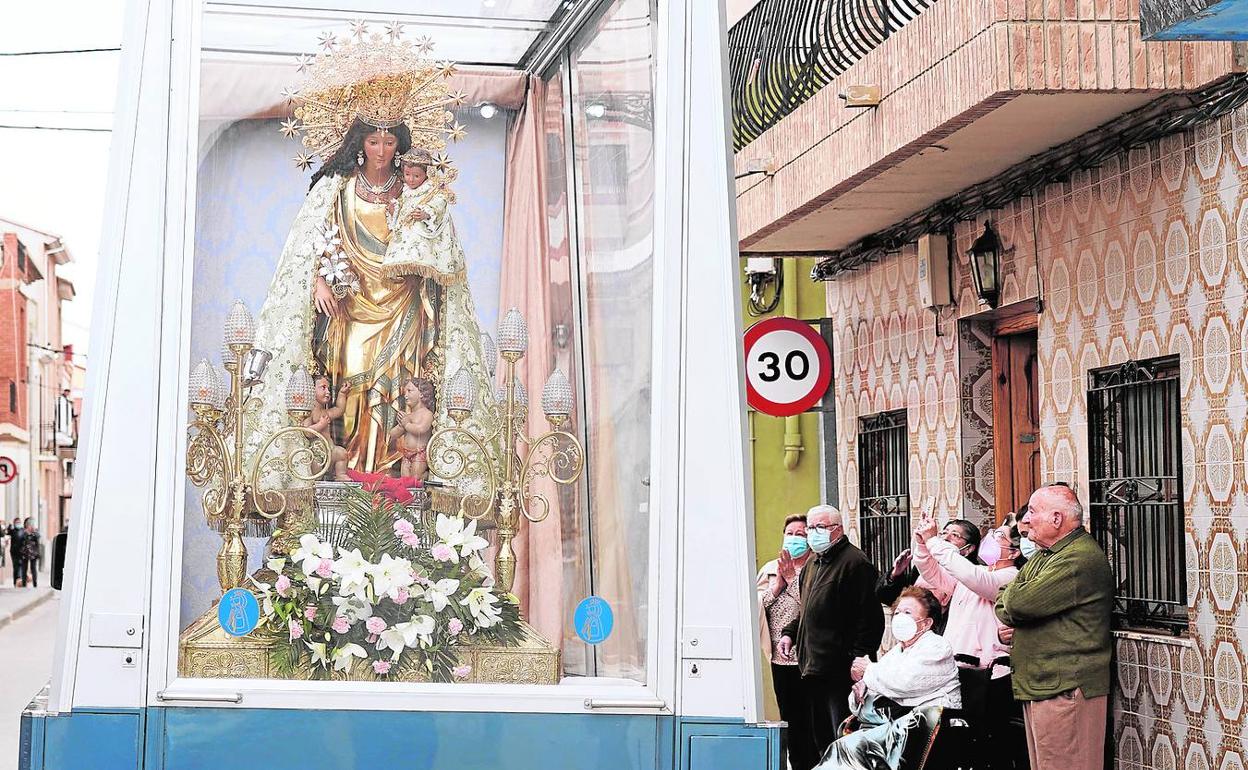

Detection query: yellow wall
xmin=741 ymin=257 xmax=826 ymax=720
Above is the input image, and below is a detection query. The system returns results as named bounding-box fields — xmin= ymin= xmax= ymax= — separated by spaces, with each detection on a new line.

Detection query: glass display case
xmin=176 ymin=0 xmax=657 ymax=690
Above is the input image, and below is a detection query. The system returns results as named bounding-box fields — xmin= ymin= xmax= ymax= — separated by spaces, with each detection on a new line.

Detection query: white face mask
xmin=891 ymin=613 xmax=919 ymax=643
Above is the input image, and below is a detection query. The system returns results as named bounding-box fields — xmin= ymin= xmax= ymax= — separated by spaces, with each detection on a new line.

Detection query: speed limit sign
xmin=743 ymin=317 xmax=832 ymax=417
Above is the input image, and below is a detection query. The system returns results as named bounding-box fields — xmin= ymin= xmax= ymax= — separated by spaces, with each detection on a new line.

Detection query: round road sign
xmin=744 ymin=316 xmax=832 ymax=417
xmin=0 ymin=456 xmax=16 ymax=485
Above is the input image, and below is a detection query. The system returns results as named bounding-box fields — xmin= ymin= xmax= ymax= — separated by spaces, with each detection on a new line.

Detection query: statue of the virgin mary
xmin=242 ymin=29 xmax=499 ymax=479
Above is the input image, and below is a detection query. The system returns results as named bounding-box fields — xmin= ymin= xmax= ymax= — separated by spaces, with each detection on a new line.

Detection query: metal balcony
xmin=728 ymin=0 xmax=934 ymax=150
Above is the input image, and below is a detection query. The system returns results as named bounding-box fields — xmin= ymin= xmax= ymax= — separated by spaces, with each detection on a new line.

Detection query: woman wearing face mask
xmin=816 ymin=587 xmax=960 ymax=770
xmin=913 ymin=513 xmax=1027 ymax=770
xmin=757 ymin=514 xmax=817 ymax=770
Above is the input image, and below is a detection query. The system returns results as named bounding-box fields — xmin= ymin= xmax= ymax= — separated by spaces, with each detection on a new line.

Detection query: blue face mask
xmin=807 ymin=528 xmax=833 ymax=554
xmin=1019 ymin=537 xmax=1037 ymax=558
xmin=783 ymin=534 xmax=809 ymax=559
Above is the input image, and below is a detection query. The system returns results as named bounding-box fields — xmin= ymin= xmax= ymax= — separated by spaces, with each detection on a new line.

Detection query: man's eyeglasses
xmin=809 ymin=524 xmax=841 ymax=533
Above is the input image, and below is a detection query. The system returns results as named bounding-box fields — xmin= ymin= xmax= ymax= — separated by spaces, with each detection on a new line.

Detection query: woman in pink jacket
xmin=913 ymin=513 xmax=1027 ymax=770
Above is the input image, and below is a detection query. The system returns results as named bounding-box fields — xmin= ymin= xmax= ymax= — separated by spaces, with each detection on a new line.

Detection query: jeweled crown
xmin=281 ymin=22 xmax=467 ymax=172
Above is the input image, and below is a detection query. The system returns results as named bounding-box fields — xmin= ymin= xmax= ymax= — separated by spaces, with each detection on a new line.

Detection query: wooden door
xmin=992 ymin=327 xmax=1040 ymax=521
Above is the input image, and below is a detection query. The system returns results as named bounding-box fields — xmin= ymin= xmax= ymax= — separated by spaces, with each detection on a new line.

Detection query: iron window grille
xmin=858 ymin=409 xmax=910 ymax=577
xmin=1087 ymin=356 xmax=1187 ymax=634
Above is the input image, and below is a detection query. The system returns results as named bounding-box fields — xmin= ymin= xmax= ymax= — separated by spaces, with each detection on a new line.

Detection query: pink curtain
xmin=496 ymin=77 xmax=566 ymax=645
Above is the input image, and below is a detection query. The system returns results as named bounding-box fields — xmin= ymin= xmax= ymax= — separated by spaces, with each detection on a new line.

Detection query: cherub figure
xmin=389 ymin=377 xmax=436 ymax=480
xmin=305 ymin=375 xmax=350 ymax=481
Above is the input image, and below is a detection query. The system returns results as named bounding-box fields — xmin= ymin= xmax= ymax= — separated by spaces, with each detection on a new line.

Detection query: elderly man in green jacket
xmin=995 ymin=483 xmax=1113 ymax=770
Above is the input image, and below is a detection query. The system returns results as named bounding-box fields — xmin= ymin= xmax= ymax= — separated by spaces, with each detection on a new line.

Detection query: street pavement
xmin=0 ymin=572 xmax=57 ymax=770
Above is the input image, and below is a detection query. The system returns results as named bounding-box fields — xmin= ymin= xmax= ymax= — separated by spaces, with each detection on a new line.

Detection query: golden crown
xmin=281 ymin=21 xmax=468 ymax=171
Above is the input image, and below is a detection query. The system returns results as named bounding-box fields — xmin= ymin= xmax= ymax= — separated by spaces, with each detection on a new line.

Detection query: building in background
xmin=0 ymin=217 xmax=78 ymax=548
xmin=731 ymin=1 xmax=1247 ymax=765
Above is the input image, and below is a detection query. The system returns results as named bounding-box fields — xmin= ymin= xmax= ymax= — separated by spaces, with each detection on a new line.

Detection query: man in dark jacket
xmin=8 ymin=518 xmax=26 ymax=586
xmin=778 ymin=505 xmax=885 ymax=763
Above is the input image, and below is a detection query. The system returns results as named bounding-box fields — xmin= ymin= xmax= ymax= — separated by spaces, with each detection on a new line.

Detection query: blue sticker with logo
xmin=573 ymin=596 xmax=613 ymax=645
xmin=218 ymin=588 xmax=260 ymax=637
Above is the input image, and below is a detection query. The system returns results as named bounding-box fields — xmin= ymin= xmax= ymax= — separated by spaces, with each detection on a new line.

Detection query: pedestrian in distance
xmin=22 ymin=517 xmax=40 ymax=588
xmin=8 ymin=517 xmax=25 ymax=587
xmin=777 ymin=504 xmax=885 ymax=764
xmin=995 ymin=483 xmax=1113 ymax=770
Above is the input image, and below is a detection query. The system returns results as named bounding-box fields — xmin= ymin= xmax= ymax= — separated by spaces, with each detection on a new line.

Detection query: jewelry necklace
xmin=358 ymin=171 xmax=397 ymax=195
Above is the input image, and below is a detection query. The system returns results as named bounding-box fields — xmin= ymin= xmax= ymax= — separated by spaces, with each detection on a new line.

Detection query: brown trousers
xmin=1023 ymin=688 xmax=1107 ymax=770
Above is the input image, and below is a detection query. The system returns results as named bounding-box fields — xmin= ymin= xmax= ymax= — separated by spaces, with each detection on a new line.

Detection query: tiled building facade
xmin=822 ymin=94 xmax=1248 ymax=770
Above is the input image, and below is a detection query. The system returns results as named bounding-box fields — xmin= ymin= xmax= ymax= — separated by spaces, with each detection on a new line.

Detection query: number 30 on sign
xmin=743 ymin=317 xmax=832 ymax=417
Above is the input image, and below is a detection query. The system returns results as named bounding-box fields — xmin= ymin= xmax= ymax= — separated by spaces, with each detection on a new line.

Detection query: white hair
xmin=1038 ymin=483 xmax=1084 ymax=525
xmin=806 ymin=504 xmax=842 ymax=526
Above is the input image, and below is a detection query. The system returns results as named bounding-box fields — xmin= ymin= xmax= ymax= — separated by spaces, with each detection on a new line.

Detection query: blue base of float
xmin=21 ymin=706 xmax=780 ymax=770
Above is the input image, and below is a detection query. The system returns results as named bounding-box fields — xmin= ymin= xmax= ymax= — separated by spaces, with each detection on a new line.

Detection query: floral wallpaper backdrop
xmin=180 ymin=111 xmax=508 ymax=627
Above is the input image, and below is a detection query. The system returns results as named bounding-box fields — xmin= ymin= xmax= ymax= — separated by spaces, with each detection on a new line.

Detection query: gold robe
xmin=319 ymin=185 xmax=440 ymax=473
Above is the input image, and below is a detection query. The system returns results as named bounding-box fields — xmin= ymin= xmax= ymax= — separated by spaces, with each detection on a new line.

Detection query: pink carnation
xmin=392 ymin=587 xmax=410 ymax=605
xmin=431 ymin=543 xmax=455 ymax=562
xmin=394 ymin=519 xmax=415 ymax=537
xmin=275 ymin=575 xmax=292 ymax=597
xmin=331 ymin=616 xmax=351 ymax=634
xmin=304 ymin=606 xmax=317 ymax=621
xmin=366 ymin=616 xmax=387 ymax=634
xmin=315 ymin=558 xmax=334 ymax=578
xmin=373 ymin=660 xmax=392 ymax=675
xmin=288 ymin=619 xmax=303 ymax=641
xmin=447 ymin=618 xmax=464 ymax=636
xmin=401 ymin=533 xmax=422 ymax=548
xmin=452 ymin=664 xmax=472 ymax=680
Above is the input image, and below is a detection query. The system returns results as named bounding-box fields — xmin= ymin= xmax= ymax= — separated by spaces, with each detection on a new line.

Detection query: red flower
xmin=344 ymin=469 xmax=423 ymax=504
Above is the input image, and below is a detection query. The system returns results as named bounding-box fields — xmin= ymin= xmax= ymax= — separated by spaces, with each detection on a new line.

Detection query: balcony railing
xmin=729 ymin=0 xmax=935 ymax=150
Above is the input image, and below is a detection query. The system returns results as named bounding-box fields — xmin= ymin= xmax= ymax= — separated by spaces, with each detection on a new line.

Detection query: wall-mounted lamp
xmin=838 ymin=85 xmax=881 ymax=108
xmin=967 ymin=221 xmax=1001 ymax=308
xmin=734 ymin=156 xmax=775 ymax=181
xmin=477 ymin=102 xmax=498 ymax=120
xmin=584 ymin=102 xmax=606 ymax=119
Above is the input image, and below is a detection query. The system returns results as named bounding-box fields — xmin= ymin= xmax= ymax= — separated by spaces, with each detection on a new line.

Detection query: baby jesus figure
xmin=305 ymin=375 xmax=351 ymax=481
xmin=380 ymin=147 xmax=466 ymax=285
xmin=389 ymin=377 xmax=436 ymax=480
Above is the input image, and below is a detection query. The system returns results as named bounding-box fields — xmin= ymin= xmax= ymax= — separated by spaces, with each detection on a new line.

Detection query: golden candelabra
xmin=186 ymin=300 xmax=331 ymax=594
xmin=426 ymin=308 xmax=584 ymax=596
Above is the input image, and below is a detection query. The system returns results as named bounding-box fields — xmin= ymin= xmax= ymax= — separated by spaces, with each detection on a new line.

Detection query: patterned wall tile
xmin=824 ymin=100 xmax=1248 ymax=763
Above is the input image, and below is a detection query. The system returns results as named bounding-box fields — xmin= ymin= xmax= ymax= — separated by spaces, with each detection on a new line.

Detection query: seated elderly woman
xmin=815 ymin=586 xmax=961 ymax=770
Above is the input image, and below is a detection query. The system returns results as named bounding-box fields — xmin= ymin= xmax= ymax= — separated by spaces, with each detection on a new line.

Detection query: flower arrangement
xmin=254 ymin=487 xmax=522 ymax=682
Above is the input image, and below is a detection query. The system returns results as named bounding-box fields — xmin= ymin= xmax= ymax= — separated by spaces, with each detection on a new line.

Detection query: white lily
xmin=331 ymin=595 xmax=373 ymax=624
xmin=291 ymin=534 xmax=333 ymax=578
xmin=306 ymin=640 xmax=330 ymax=669
xmin=319 ymin=255 xmax=347 ymax=283
xmin=435 ymin=513 xmax=488 ymax=559
xmin=377 ymin=618 xmax=425 ymax=660
xmin=313 ymin=223 xmax=342 ymax=255
xmin=423 ymin=578 xmax=460 ymax=613
xmin=266 ymin=558 xmax=287 ymax=573
xmin=410 ymin=615 xmax=436 ymax=644
xmin=331 ymin=643 xmax=368 ymax=673
xmin=369 ymin=554 xmax=415 ymax=600
xmin=459 ymin=520 xmax=489 ymax=558
xmin=461 ymin=587 xmax=503 ymax=628
xmin=333 ymin=547 xmax=372 ymax=600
